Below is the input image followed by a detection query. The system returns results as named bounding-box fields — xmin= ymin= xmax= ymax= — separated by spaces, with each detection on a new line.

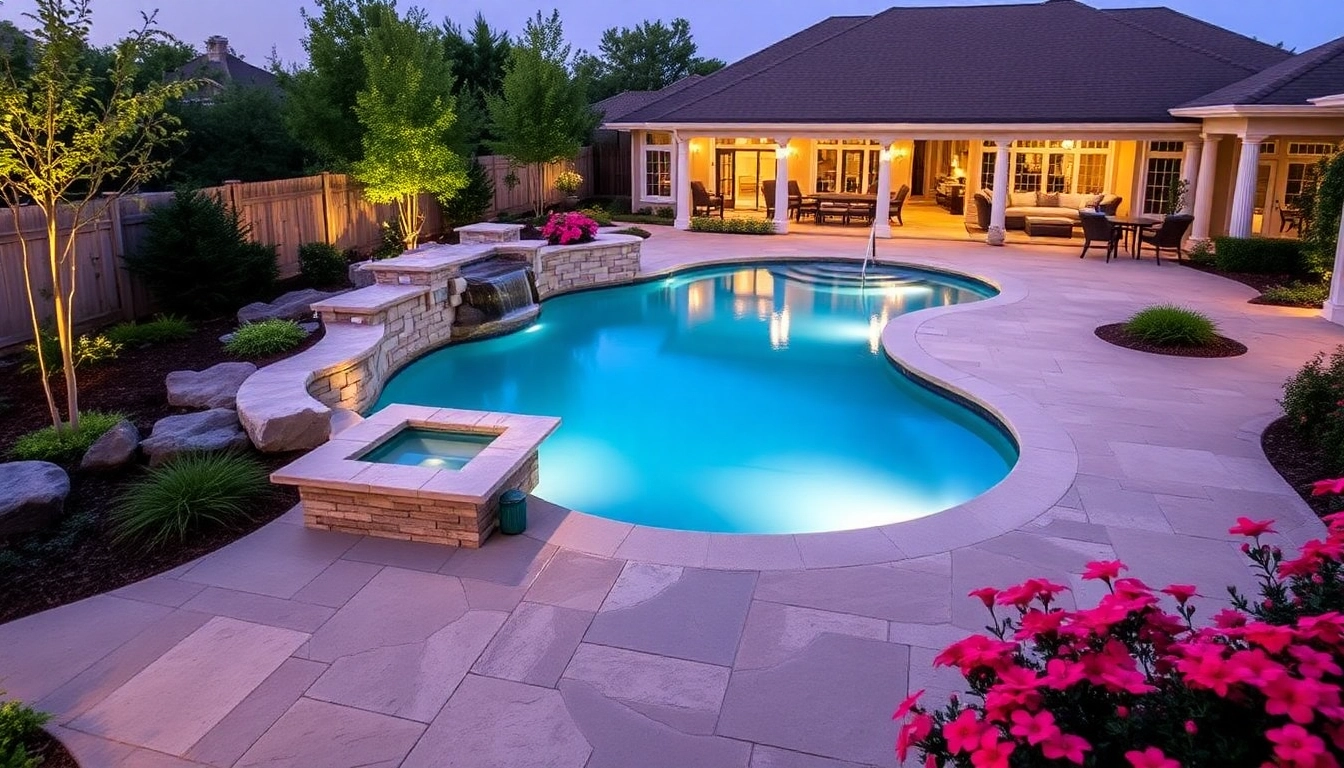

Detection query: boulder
xmin=456 ymin=305 xmax=486 ymax=326
xmin=80 ymin=419 xmax=140 ymax=471
xmin=166 ymin=362 xmax=258 ymax=410
xmin=237 ymin=288 xmax=342 ymax=325
xmin=238 ymin=397 xmax=330 ymax=453
xmin=0 ymin=461 xmax=70 ymax=538
xmin=141 ymin=408 xmax=252 ymax=466
xmin=348 ymin=260 xmax=377 ymax=289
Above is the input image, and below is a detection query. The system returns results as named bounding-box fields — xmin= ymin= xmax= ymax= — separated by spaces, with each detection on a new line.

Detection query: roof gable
xmin=1179 ymin=34 xmax=1344 ymax=108
xmin=613 ymin=1 xmax=1282 ymax=126
xmin=594 ymin=75 xmax=705 ymax=122
xmin=174 ymin=53 xmax=279 ymax=93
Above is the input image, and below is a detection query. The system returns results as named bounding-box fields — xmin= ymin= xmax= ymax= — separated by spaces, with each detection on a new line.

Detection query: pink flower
xmin=1041 ymin=658 xmax=1087 ymax=690
xmin=1228 ymin=517 xmax=1276 ymax=537
xmin=893 ymin=689 xmax=924 ymax=721
xmin=1311 ymin=478 xmax=1344 ymax=496
xmin=1263 ymin=674 xmax=1337 ymax=724
xmin=1161 ymin=584 xmax=1199 ymax=604
xmin=1267 ymin=724 xmax=1329 ymax=768
xmin=1213 ymin=608 xmax=1248 ymax=628
xmin=969 ymin=587 xmax=999 ymax=608
xmin=933 ymin=635 xmax=1016 ymax=675
xmin=970 ymin=732 xmax=1014 ymax=768
xmin=1183 ymin=720 xmax=1197 ymax=735
xmin=1175 ymin=642 xmax=1235 ymax=696
xmin=944 ymin=710 xmax=989 ymax=754
xmin=1041 ymin=733 xmax=1091 ymax=765
xmin=896 ymin=712 xmax=932 ymax=761
xmin=1016 ymin=609 xmax=1066 ymax=638
xmin=1009 ymin=709 xmax=1060 ymax=746
xmin=1082 ymin=560 xmax=1125 ymax=582
xmin=1126 ymin=746 xmax=1182 ymax=768
xmin=1242 ymin=623 xmax=1296 ymax=654
xmin=1290 ymin=644 xmax=1343 ymax=679
xmin=1297 ymin=613 xmax=1344 ymax=645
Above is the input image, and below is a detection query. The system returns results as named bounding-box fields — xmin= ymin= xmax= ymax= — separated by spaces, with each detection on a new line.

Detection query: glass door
xmin=1046 ymin=153 xmax=1072 ymax=193
xmin=715 ymin=149 xmax=735 ymax=209
xmin=841 ymin=150 xmax=865 ymax=193
xmin=1253 ymin=161 xmax=1276 ymax=235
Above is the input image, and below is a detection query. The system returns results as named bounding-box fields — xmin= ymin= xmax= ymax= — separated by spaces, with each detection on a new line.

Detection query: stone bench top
xmin=311 ymin=283 xmax=428 ymax=314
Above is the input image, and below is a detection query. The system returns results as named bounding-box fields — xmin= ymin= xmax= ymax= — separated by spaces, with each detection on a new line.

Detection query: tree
xmin=131 ymin=34 xmax=195 ymax=90
xmin=577 ymin=18 xmax=724 ymax=102
xmin=1297 ymin=147 xmax=1344 ymax=275
xmin=442 ymin=13 xmax=510 ymax=96
xmin=277 ymin=0 xmax=393 ymax=170
xmin=352 ymin=6 xmax=467 ymax=250
xmin=168 ymin=84 xmax=308 ymax=187
xmin=486 ymin=11 xmax=595 ymax=217
xmin=0 ymin=0 xmax=192 ymax=432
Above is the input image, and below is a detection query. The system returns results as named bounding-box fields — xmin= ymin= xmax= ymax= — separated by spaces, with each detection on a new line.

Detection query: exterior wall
xmin=631 ymin=130 xmax=676 ymax=212
xmin=301 ymin=452 xmax=539 ymax=548
xmin=1112 ymin=140 xmax=1139 ymax=218
xmin=1210 ymin=138 xmax=1239 ymax=238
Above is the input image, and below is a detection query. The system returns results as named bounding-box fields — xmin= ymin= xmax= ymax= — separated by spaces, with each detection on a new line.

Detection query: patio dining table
xmin=1106 ymin=215 xmax=1162 ymax=258
xmin=810 ymin=192 xmax=877 ymax=224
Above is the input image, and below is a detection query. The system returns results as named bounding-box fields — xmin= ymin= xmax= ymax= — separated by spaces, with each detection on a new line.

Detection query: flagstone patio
xmin=1 ymin=228 xmax=1336 ymax=768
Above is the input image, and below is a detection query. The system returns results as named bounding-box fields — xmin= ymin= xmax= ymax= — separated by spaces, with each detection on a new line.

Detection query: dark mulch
xmin=1248 ymin=294 xmax=1325 ymax=310
xmin=1261 ymin=416 xmax=1342 ymax=520
xmin=29 ymin=728 xmax=80 ymax=768
xmin=0 ymin=319 xmax=317 ymax=624
xmin=1094 ymin=323 xmax=1248 ymax=358
xmin=1183 ymin=262 xmax=1322 ymax=308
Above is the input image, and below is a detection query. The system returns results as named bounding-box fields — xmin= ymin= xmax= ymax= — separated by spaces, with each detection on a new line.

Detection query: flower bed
xmin=541 ymin=211 xmax=599 ymax=245
xmin=896 ymin=510 xmax=1344 ymax=768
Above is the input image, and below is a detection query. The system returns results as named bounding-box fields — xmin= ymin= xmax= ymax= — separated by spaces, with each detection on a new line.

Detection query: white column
xmin=1324 ymin=197 xmax=1344 ymax=324
xmin=673 ymin=133 xmax=692 ymax=230
xmin=987 ymin=140 xmax=1011 ymax=246
xmin=1228 ymin=134 xmax=1264 ymax=238
xmin=773 ymin=137 xmax=791 ymax=234
xmin=1180 ymin=138 xmax=1202 ymax=214
xmin=1190 ymin=134 xmax=1221 ymax=241
xmin=874 ymin=139 xmax=895 ymax=238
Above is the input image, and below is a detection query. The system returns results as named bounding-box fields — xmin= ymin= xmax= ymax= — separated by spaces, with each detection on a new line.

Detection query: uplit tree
xmin=0 ymin=1 xmax=192 ymax=431
xmin=487 ymin=11 xmax=594 ymax=217
xmin=352 ymin=6 xmax=467 ymax=250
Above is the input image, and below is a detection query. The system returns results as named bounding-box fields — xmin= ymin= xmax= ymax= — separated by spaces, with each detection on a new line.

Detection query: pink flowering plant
xmin=540 ymin=212 xmax=599 ymax=246
xmin=896 ymin=503 xmax=1344 ymax=768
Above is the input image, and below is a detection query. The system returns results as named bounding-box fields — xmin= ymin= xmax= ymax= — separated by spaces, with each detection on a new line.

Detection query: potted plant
xmin=555 ymin=170 xmax=583 ymax=208
xmin=540 ymin=212 xmax=599 ymax=246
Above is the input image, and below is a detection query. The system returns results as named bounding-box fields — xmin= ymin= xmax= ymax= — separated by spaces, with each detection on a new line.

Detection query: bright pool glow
xmin=374 ymin=262 xmax=1017 ymax=534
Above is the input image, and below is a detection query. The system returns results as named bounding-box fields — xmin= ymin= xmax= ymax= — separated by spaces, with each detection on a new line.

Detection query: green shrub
xmin=442 ymin=160 xmax=495 ymax=228
xmin=654 ymin=206 xmax=675 ymax=218
xmin=11 ymin=410 xmax=125 ymax=464
xmin=0 ymin=692 xmax=49 ymax=768
xmin=106 ymin=315 xmax=194 ymax=348
xmin=111 ymin=453 xmax=270 ymax=549
xmin=1186 ymin=238 xmax=1215 ymax=265
xmin=612 ymin=226 xmax=651 ymax=239
xmin=1282 ymin=345 xmax=1344 ymax=472
xmin=1212 ymin=236 xmax=1308 ymax=275
xmin=578 ymin=206 xmax=613 ymax=226
xmin=1123 ymin=304 xmax=1218 ymax=347
xmin=370 ymin=219 xmax=405 ymax=260
xmin=1259 ymin=280 xmax=1329 ymax=307
xmin=689 ymin=217 xmax=777 ymax=235
xmin=1296 ymin=146 xmax=1344 ymax=276
xmin=613 ymin=213 xmax=673 ymax=226
xmin=125 ymin=191 xmax=278 ymax=318
xmin=298 ymin=242 xmax=347 ymax=287
xmin=21 ymin=329 xmax=120 ymax=377
xmin=224 ymin=319 xmax=307 ymax=358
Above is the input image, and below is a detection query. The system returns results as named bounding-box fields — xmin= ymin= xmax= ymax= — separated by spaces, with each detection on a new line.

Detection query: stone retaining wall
xmin=236 ymin=234 xmax=641 ymax=452
xmin=299 ymin=452 xmax=539 ymax=547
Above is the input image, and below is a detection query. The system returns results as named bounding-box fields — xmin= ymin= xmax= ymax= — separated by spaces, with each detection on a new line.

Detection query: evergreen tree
xmin=577 ymin=18 xmax=724 ymax=102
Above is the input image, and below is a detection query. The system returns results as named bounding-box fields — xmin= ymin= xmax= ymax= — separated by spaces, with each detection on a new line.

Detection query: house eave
xmin=1168 ymin=104 xmax=1340 ymax=118
xmin=600 ymin=120 xmax=1201 ymax=140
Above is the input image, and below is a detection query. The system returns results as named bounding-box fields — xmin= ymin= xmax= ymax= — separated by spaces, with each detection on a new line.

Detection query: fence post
xmin=104 ymin=193 xmax=138 ymax=321
xmin=320 ymin=172 xmax=336 ymax=245
xmin=223 ymin=179 xmax=242 ymax=220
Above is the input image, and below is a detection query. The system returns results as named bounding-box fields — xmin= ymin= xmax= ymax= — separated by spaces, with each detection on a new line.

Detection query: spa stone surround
xmin=235 ymin=224 xmax=642 ymax=454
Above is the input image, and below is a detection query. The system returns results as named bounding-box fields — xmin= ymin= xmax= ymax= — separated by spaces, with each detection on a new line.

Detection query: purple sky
xmin=0 ymin=0 xmax=1337 ymax=66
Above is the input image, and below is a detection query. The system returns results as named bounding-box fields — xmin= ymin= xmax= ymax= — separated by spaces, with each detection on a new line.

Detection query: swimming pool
xmin=374 ymin=261 xmax=1017 ymax=534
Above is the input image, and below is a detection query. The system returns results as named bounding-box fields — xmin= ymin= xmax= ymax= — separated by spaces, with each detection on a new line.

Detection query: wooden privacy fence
xmin=0 ymin=151 xmax=597 ymax=353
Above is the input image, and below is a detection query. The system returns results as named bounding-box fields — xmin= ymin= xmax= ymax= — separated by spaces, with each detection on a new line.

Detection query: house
xmin=599 ymin=0 xmax=1344 ymax=243
xmin=169 ymin=36 xmax=280 ymax=103
xmin=589 ymin=76 xmax=704 ymax=199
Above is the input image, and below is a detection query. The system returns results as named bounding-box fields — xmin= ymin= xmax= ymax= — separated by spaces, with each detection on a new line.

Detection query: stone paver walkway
xmin=2 ymin=229 xmax=1336 ymax=768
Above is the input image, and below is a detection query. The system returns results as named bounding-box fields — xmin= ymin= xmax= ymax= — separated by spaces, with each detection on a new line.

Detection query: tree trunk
xmin=13 ymin=206 xmax=61 ymax=431
xmin=47 ymin=204 xmax=79 ymax=432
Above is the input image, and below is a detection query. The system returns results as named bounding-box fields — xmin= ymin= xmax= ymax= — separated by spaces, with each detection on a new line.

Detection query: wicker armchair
xmin=690 ymin=181 xmax=724 ymax=218
xmin=1138 ymin=214 xmax=1194 ymax=264
xmin=788 ymin=180 xmax=819 ymax=222
xmin=1078 ymin=211 xmax=1120 ymax=262
xmin=890 ymin=184 xmax=910 ymax=226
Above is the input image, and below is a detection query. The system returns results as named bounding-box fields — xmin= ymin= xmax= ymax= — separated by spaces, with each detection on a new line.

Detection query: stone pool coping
xmin=503 ymin=255 xmax=1076 ymax=569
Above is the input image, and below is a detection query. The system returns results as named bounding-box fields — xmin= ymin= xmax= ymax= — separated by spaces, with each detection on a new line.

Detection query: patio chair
xmin=890 ymin=184 xmax=910 ymax=226
xmin=846 ymin=200 xmax=875 ymax=225
xmin=817 ymin=201 xmax=849 ymax=225
xmin=690 ymin=181 xmax=724 ymax=218
xmin=788 ymin=181 xmax=819 ymax=222
xmin=1078 ymin=211 xmax=1120 ymax=262
xmin=1138 ymin=214 xmax=1194 ymax=265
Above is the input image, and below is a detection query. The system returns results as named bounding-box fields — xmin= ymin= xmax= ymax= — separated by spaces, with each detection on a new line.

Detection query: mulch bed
xmin=1094 ymin=323 xmax=1248 ymax=358
xmin=1184 ymin=262 xmax=1323 ymax=309
xmin=28 ymin=728 xmax=80 ymax=768
xmin=0 ymin=319 xmax=319 ymax=624
xmin=1261 ymin=416 xmax=1341 ymax=520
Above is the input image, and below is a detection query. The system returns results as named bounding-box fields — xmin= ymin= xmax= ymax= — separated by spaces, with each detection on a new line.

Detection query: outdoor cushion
xmin=1038 ymin=192 xmax=1061 ymax=207
xmin=1009 ymin=191 xmax=1037 ymax=207
xmin=1058 ymin=193 xmax=1085 ymax=209
xmin=1008 ymin=205 xmax=1083 ymax=220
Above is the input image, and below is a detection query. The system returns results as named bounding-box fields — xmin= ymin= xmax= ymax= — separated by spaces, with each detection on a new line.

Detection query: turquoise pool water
xmin=361 ymin=429 xmax=495 ymax=470
xmin=374 ymin=261 xmax=1017 ymax=534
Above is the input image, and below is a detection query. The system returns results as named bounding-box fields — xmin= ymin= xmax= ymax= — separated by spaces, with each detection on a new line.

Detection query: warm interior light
xmin=893 ymin=147 xmax=910 ymax=159
xmin=1061 ymin=139 xmax=1075 ymax=149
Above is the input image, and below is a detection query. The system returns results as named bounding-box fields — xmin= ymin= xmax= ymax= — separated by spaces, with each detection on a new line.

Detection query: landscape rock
xmin=0 ymin=461 xmax=70 ymax=538
xmin=349 ymin=260 xmax=377 ymax=289
xmin=237 ymin=288 xmax=342 ymax=324
xmin=456 ymin=305 xmax=486 ymax=326
xmin=166 ymin=362 xmax=258 ymax=409
xmin=141 ymin=409 xmax=252 ymax=466
xmin=79 ymin=420 xmax=141 ymax=471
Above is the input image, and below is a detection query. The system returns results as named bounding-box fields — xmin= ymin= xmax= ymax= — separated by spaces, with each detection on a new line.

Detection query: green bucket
xmin=498 ymin=489 xmax=527 ymax=535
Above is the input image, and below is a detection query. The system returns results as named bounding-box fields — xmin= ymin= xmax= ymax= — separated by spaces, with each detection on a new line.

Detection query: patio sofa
xmin=972 ymin=190 xmax=1122 ymax=231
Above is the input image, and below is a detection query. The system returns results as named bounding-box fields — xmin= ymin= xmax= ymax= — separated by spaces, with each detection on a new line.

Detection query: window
xmin=643 ymin=131 xmax=672 ymax=200
xmin=1143 ymin=157 xmax=1183 ymax=215
xmin=1013 ymin=152 xmax=1043 ymax=193
xmin=1148 ymin=141 xmax=1185 ymax=154
xmin=1046 ymin=153 xmax=1072 ymax=193
xmin=1285 ymin=162 xmax=1315 ymax=208
xmin=816 ymin=149 xmax=838 ymax=192
xmin=865 ymin=149 xmax=881 ymax=193
xmin=980 ymin=145 xmax=996 ymax=191
xmin=1260 ymin=141 xmax=1277 ymax=155
xmin=1288 ymin=142 xmax=1336 ymax=156
xmin=979 ymin=140 xmax=1110 ymax=195
xmin=1076 ymin=153 xmax=1107 ymax=194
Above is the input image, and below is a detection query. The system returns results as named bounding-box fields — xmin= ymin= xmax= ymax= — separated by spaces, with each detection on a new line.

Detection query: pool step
xmin=769 ymin=263 xmax=920 ymax=287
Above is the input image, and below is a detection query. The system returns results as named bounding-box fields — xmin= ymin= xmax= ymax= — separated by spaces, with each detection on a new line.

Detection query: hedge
xmin=1212 ymin=236 xmax=1307 ymax=275
xmin=688 ymin=217 xmax=776 ymax=235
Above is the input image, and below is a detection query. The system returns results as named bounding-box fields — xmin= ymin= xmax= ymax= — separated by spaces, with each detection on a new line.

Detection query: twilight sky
xmin=0 ymin=0 xmax=1338 ymax=67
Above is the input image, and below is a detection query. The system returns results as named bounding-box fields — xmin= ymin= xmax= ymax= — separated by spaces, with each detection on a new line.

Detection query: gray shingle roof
xmin=1179 ymin=34 xmax=1344 ymax=108
xmin=594 ymin=76 xmax=705 ymax=122
xmin=611 ymin=1 xmax=1282 ymax=126
xmin=1101 ymin=7 xmax=1291 ymax=72
xmin=174 ymin=54 xmax=280 ymax=93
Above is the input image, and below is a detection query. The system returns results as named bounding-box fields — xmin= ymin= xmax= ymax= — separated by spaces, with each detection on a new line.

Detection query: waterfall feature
xmin=454 ymin=257 xmax=541 ymax=341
